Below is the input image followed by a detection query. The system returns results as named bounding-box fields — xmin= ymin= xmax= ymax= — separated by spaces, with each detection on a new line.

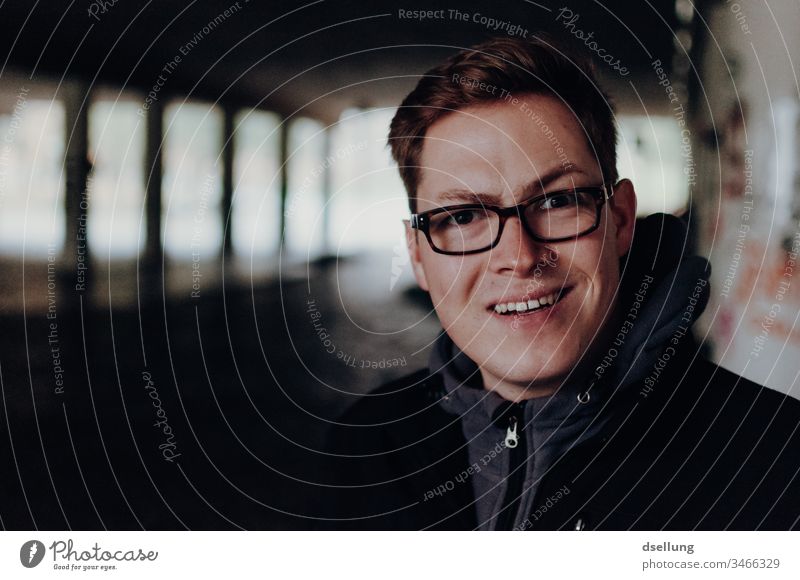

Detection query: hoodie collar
xmin=429 ymin=331 xmax=607 ymax=426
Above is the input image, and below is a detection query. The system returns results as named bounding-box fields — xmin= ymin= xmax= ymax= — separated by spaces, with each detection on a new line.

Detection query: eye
xmin=447 ymin=209 xmax=480 ymax=225
xmin=540 ymin=192 xmax=578 ymax=210
xmin=432 ymin=208 xmax=489 ymax=229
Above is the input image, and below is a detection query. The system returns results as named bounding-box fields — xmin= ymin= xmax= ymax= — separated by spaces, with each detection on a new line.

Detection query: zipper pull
xmin=505 ymin=415 xmax=519 ymax=448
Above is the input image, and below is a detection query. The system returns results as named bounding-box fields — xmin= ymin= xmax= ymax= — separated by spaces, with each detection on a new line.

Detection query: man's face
xmin=407 ymin=93 xmax=636 ymax=394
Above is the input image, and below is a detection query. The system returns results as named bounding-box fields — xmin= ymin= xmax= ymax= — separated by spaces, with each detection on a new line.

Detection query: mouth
xmin=490 ymin=286 xmax=572 ymax=316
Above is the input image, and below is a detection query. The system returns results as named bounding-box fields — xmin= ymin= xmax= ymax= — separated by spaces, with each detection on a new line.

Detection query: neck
xmin=481 ymin=372 xmax=558 ymax=401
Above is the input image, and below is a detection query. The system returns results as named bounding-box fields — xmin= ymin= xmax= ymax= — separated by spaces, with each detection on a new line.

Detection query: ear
xmin=608 ymin=179 xmax=637 ymax=257
xmin=404 ymin=219 xmax=430 ymax=292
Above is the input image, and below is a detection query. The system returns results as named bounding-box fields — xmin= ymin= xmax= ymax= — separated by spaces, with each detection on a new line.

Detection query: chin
xmin=480 ymin=350 xmax=571 ymax=388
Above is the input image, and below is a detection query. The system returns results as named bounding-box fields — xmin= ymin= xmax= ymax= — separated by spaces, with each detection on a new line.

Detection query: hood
xmin=609 ymin=212 xmax=711 ymax=391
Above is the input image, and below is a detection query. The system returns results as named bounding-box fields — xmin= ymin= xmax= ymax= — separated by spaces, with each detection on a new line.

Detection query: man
xmin=321 ymin=36 xmax=800 ymax=530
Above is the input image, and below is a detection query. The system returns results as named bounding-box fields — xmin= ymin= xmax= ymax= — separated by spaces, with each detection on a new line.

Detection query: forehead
xmin=416 ymin=93 xmax=601 ymax=208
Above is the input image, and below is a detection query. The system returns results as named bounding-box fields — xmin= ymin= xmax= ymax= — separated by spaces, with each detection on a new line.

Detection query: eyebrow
xmin=436 ymin=167 xmax=590 ymax=205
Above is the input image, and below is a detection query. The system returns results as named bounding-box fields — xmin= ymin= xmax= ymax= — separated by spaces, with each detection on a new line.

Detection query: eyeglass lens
xmin=427 ymin=189 xmax=600 ymax=253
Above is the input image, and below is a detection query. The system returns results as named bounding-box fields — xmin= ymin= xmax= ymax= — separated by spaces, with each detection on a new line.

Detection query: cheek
xmin=421 ymin=254 xmax=485 ymax=316
xmin=584 ymin=241 xmax=620 ymax=306
xmin=565 ymin=239 xmax=617 ymax=303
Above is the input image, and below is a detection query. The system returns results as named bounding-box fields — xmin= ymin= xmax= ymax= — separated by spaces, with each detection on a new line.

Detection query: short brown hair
xmin=388 ymin=36 xmax=618 ymax=211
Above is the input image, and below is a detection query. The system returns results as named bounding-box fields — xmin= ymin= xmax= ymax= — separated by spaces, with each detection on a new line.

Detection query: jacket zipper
xmin=497 ymin=403 xmax=526 ymax=530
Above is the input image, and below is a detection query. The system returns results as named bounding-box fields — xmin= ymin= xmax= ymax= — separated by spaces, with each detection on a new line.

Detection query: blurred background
xmin=0 ymin=0 xmax=798 ymax=529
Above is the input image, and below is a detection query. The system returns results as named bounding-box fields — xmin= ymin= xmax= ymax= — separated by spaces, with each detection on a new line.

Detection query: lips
xmin=490 ymin=286 xmax=571 ymax=315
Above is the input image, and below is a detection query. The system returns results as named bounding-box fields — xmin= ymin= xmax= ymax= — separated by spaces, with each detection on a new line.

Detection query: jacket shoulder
xmin=338 ymin=367 xmax=445 ymax=424
xmin=320 ymin=368 xmax=473 ymax=530
xmin=693 ymin=358 xmax=800 ymax=422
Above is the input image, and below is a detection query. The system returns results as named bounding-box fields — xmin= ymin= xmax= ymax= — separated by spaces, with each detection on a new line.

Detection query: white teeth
xmin=493 ymin=290 xmax=564 ymax=315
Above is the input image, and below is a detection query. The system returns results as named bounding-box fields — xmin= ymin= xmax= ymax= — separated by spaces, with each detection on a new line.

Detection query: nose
xmin=488 ymin=215 xmax=553 ymax=276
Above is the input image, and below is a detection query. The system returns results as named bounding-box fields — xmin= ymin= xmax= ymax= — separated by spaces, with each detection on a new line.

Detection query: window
xmin=88 ymin=97 xmax=146 ymax=259
xmin=328 ymin=108 xmax=408 ymax=256
xmin=232 ymin=109 xmax=281 ymax=262
xmin=284 ymin=117 xmax=327 ymax=258
xmin=162 ymin=101 xmax=223 ymax=261
xmin=616 ymin=115 xmax=689 ymax=216
xmin=0 ymin=96 xmax=65 ymax=257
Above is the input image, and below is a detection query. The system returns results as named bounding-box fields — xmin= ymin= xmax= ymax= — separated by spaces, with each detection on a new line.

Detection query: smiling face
xmin=407 ymin=93 xmax=637 ymax=398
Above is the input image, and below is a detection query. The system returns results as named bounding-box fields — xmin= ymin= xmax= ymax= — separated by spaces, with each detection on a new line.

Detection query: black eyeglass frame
xmin=410 ymin=183 xmax=616 ymax=255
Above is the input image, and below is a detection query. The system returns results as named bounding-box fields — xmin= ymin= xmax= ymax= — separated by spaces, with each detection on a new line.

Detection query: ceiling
xmin=1 ymin=0 xmax=681 ymax=122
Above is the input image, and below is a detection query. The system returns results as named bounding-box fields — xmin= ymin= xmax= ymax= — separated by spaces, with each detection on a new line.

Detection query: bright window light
xmin=162 ymin=101 xmax=223 ymax=260
xmin=232 ymin=109 xmax=281 ymax=260
xmin=616 ymin=115 xmax=689 ymax=216
xmin=328 ymin=107 xmax=408 ymax=255
xmin=88 ymin=98 xmax=146 ymax=259
xmin=0 ymin=98 xmax=65 ymax=257
xmin=285 ymin=117 xmax=327 ymax=259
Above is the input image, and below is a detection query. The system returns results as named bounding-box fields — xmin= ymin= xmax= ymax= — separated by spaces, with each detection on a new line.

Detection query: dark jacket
xmin=321 ymin=215 xmax=800 ymax=530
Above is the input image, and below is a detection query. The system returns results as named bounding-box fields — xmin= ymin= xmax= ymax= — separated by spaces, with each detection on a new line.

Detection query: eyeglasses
xmin=410 ymin=184 xmax=614 ymax=255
